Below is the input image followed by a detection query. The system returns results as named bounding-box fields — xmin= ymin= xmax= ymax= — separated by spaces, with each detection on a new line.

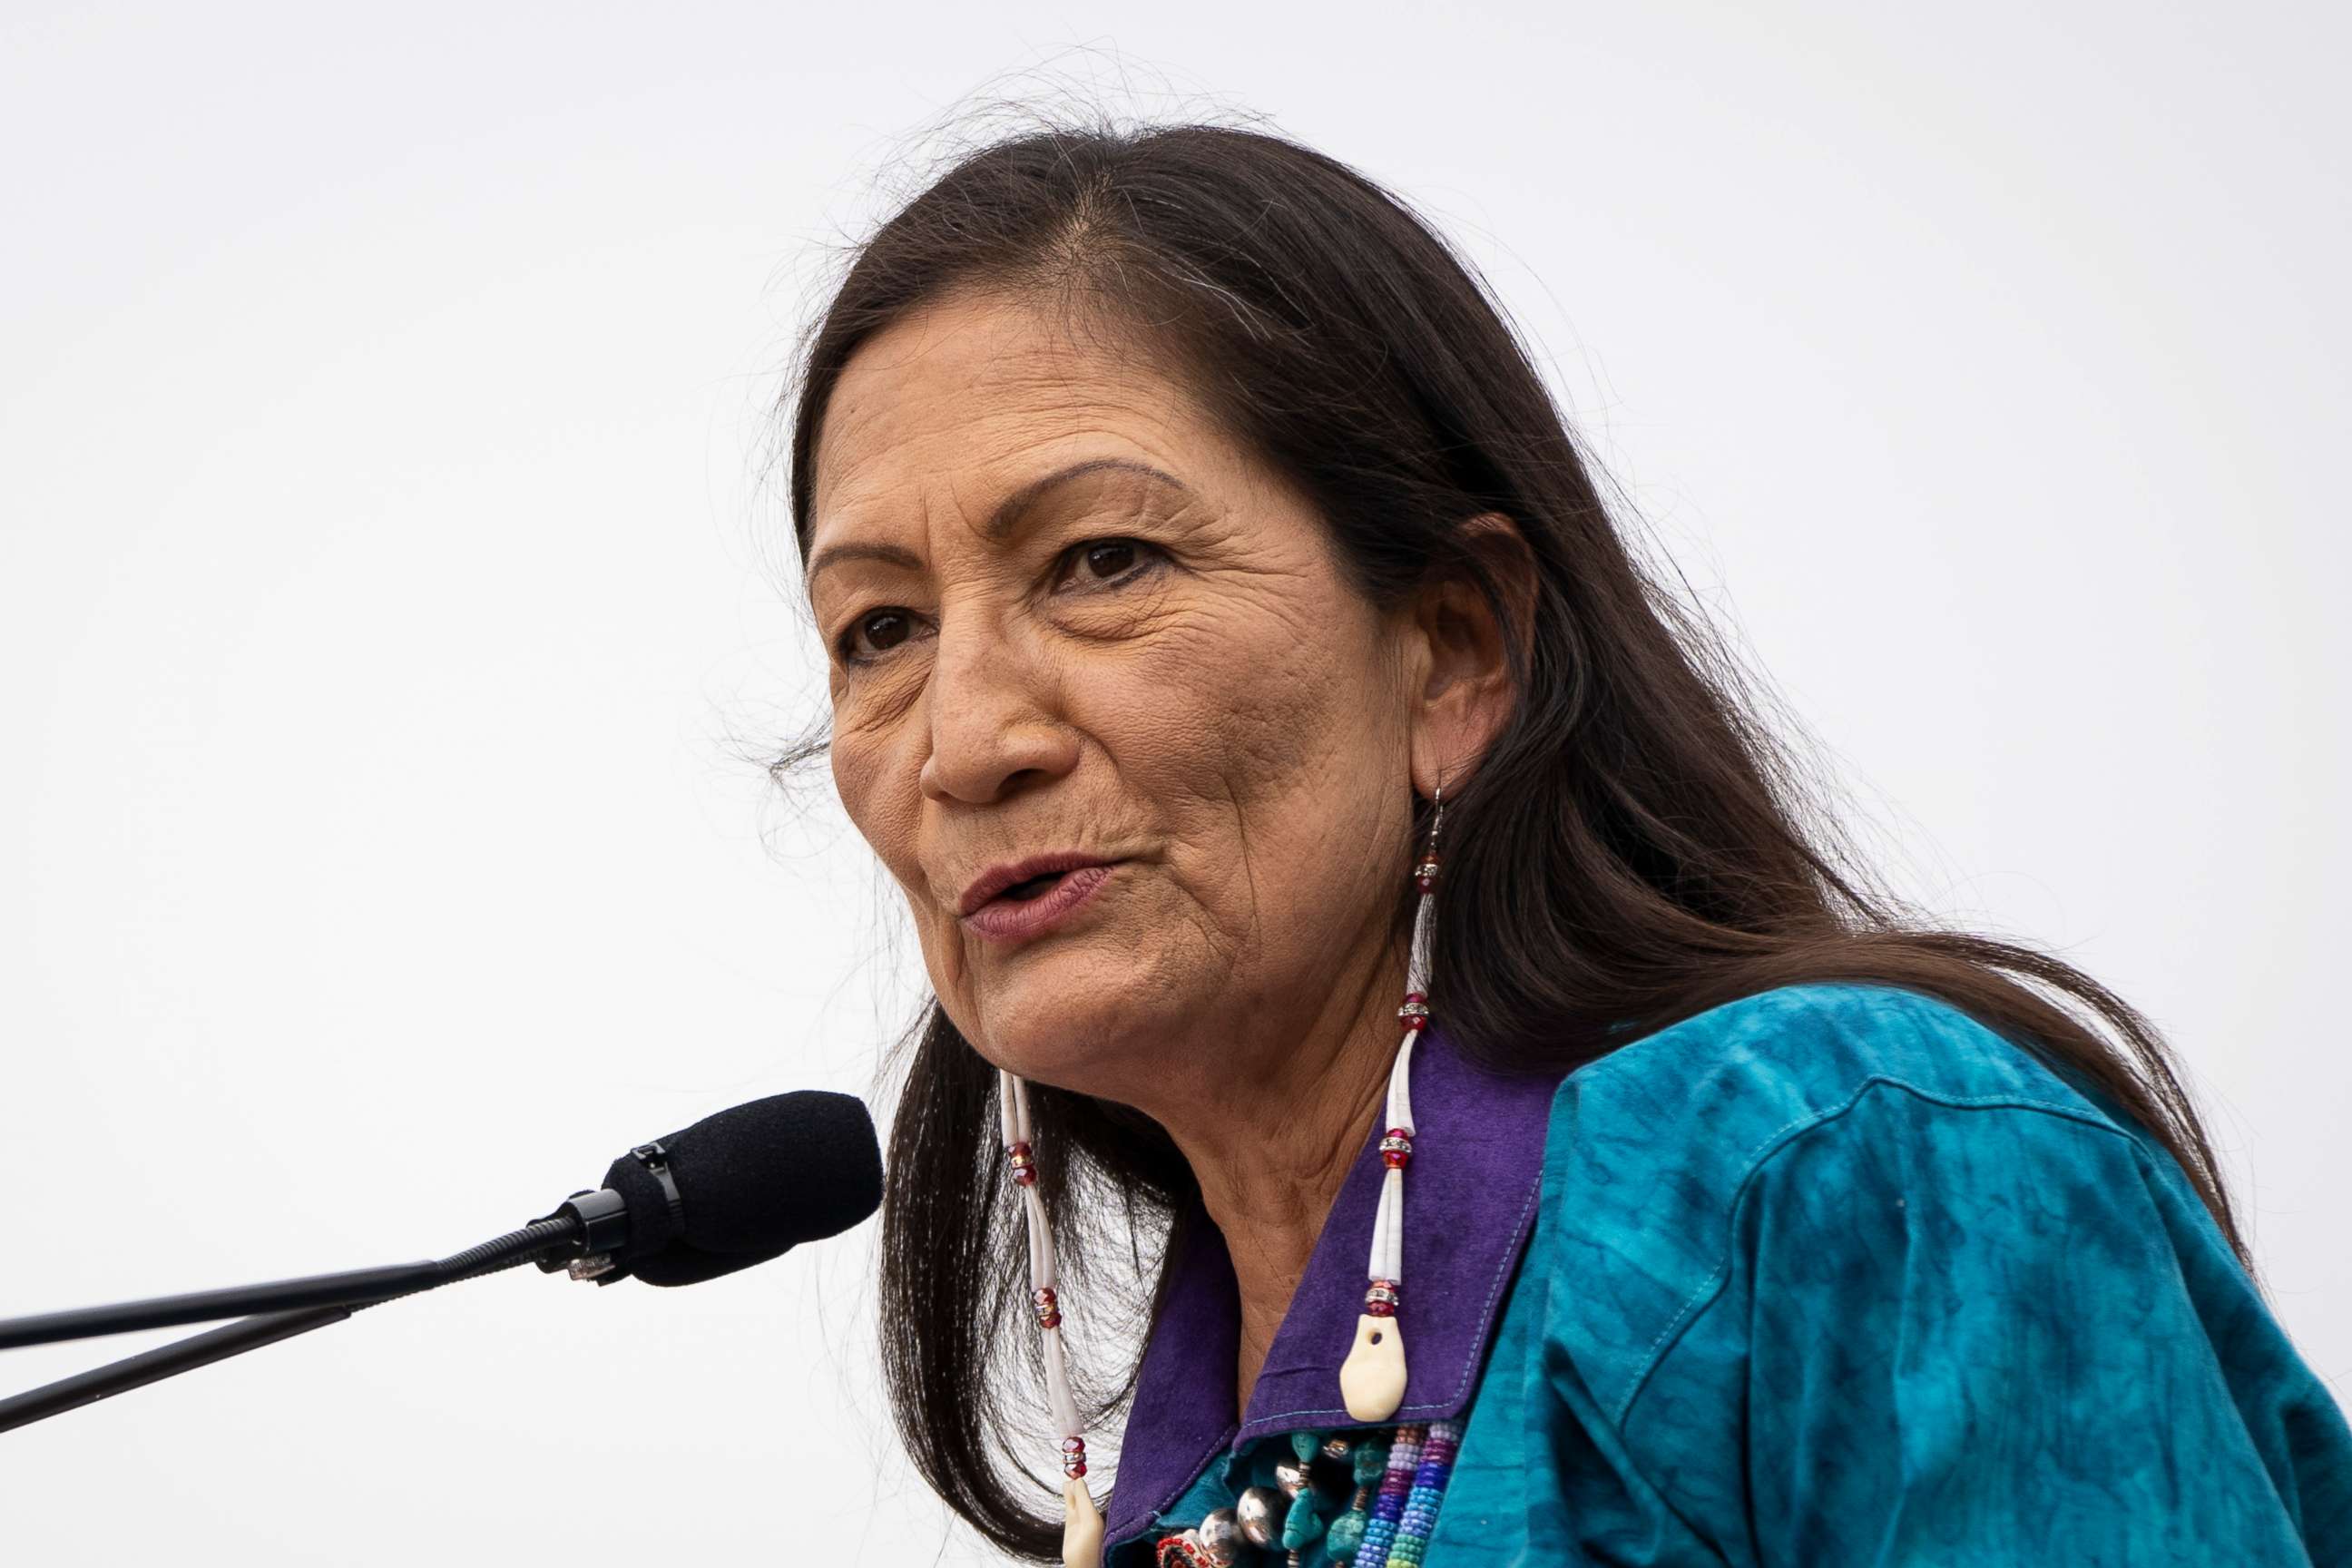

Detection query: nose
xmin=916 ymin=613 xmax=1080 ymax=805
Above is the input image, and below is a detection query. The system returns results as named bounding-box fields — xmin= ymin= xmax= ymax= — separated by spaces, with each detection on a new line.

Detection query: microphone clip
xmin=532 ymin=1141 xmax=687 ymax=1287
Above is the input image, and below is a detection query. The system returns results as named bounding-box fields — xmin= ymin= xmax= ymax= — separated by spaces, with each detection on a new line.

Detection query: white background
xmin=3 ymin=5 xmax=2345 ymax=1563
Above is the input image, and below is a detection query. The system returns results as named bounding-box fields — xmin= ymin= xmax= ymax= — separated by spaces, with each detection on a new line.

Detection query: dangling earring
xmin=1338 ymin=780 xmax=1444 ymax=1423
xmin=1000 ymin=1067 xmax=1105 ymax=1568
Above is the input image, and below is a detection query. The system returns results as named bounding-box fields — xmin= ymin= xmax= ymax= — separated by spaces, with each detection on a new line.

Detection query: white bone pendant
xmin=1062 ymin=1476 xmax=1104 ymax=1568
xmin=1339 ymin=1311 xmax=1407 ymax=1421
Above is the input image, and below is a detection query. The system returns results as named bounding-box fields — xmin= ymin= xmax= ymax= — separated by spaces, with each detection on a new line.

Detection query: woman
xmin=777 ymin=122 xmax=2352 ymax=1565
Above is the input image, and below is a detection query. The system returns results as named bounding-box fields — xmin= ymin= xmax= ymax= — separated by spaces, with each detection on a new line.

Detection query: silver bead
xmin=1320 ymin=1435 xmax=1353 ymax=1461
xmin=1234 ymin=1485 xmax=1289 ymax=1548
xmin=1273 ymin=1457 xmax=1312 ymax=1497
xmin=1194 ymin=1508 xmax=1242 ymax=1565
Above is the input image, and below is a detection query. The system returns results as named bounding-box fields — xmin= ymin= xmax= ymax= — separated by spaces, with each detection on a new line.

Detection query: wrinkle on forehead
xmin=807 ymin=289 xmax=1226 ymax=552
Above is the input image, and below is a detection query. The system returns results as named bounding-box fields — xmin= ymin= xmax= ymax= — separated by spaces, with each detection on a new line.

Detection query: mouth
xmin=996 ymin=869 xmax=1070 ymax=901
xmin=955 ymin=860 xmax=1119 ymax=921
xmin=964 ymin=860 xmax=1119 ymax=945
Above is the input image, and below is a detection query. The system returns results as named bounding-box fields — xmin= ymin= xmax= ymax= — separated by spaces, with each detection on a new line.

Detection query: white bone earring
xmin=998 ymin=1068 xmax=1104 ymax=1568
xmin=1338 ymin=782 xmax=1444 ymax=1422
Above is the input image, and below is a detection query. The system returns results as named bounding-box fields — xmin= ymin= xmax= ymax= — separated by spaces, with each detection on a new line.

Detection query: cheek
xmin=830 ymin=726 xmax=923 ymax=891
xmin=1096 ymin=597 xmax=1405 ymax=914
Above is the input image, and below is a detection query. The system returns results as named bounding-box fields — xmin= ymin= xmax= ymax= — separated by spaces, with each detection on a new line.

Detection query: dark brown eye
xmin=1056 ymin=537 xmax=1158 ymax=592
xmin=848 ymin=609 xmax=913 ymax=660
xmin=1083 ymin=540 xmax=1137 ymax=579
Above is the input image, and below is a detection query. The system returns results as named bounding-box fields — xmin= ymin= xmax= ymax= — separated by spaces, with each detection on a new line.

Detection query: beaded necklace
xmin=1149 ymin=1417 xmax=1469 ymax=1566
xmin=1000 ymin=790 xmax=1451 ymax=1568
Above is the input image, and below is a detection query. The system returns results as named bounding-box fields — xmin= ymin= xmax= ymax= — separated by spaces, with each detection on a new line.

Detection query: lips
xmin=957 ymin=852 xmax=1118 ymax=917
xmin=959 ymin=865 xmax=1114 ymax=940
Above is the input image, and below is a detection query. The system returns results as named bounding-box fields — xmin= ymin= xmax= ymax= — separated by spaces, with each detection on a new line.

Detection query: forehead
xmin=807 ymin=290 xmax=1226 ymax=548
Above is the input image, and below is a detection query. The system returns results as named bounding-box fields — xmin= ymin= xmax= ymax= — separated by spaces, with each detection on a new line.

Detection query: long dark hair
xmin=769 ymin=116 xmax=2244 ymax=1562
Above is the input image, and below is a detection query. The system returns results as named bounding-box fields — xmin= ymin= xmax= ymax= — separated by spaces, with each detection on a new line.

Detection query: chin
xmin=955 ymin=949 xmax=1185 ymax=1098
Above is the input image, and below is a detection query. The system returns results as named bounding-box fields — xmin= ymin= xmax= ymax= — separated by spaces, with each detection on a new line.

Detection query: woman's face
xmin=806 ymin=290 xmax=1423 ymax=1104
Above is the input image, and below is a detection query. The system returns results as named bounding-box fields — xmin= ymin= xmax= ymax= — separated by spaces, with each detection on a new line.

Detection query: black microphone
xmin=546 ymin=1090 xmax=885 ymax=1289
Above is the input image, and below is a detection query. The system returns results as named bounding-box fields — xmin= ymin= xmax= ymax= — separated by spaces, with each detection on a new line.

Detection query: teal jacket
xmin=1104 ymin=983 xmax=2352 ymax=1564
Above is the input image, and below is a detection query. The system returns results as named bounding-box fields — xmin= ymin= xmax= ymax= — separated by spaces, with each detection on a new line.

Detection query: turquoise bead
xmin=1281 ymin=1496 xmax=1326 ymax=1550
xmin=1325 ymin=1510 xmax=1366 ymax=1558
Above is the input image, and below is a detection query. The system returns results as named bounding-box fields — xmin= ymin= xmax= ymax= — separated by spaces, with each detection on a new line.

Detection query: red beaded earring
xmin=998 ymin=1067 xmax=1104 ymax=1567
xmin=1338 ymin=782 xmax=1443 ymax=1422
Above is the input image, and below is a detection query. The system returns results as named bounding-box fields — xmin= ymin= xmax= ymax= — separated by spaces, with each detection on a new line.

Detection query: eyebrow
xmin=804 ymin=456 xmax=1190 ymax=599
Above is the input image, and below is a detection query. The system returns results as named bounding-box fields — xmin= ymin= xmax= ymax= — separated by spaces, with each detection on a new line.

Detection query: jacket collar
xmin=1104 ymin=1020 xmax=1563 ymax=1547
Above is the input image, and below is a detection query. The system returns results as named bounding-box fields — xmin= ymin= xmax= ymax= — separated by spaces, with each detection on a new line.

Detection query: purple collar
xmin=1104 ymin=1021 xmax=1564 ymax=1547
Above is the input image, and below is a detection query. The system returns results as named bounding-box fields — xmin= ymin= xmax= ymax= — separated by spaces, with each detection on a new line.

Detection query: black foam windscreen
xmin=602 ymin=1090 xmax=881 ymax=1289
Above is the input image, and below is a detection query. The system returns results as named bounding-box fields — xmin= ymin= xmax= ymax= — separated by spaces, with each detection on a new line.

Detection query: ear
xmin=1406 ymin=511 xmax=1537 ymax=799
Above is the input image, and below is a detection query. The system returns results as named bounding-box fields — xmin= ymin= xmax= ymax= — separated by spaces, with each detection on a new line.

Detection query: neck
xmin=1148 ymin=925 xmax=1407 ymax=1418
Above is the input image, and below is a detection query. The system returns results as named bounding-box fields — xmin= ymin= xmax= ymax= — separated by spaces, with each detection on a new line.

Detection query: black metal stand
xmin=0 ymin=1215 xmax=588 ymax=1435
xmin=0 ymin=1264 xmax=437 ymax=1351
xmin=0 ymin=1307 xmax=348 ymax=1433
